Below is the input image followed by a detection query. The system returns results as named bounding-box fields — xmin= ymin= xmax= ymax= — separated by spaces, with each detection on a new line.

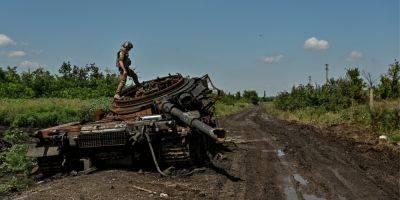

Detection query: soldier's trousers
xmin=115 ymin=67 xmax=141 ymax=95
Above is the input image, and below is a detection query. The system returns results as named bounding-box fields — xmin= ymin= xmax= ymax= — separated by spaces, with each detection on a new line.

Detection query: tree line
xmin=1 ymin=61 xmax=264 ymax=103
xmin=0 ymin=62 xmax=119 ymax=99
xmin=1 ymin=60 xmax=398 ymax=106
xmin=274 ymin=60 xmax=400 ymax=111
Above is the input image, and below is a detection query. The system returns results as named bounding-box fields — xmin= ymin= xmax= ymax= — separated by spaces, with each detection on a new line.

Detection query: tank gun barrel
xmin=157 ymin=101 xmax=225 ymax=142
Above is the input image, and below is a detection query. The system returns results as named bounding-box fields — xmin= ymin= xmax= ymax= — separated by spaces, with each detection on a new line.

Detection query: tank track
xmin=159 ymin=137 xmax=192 ymax=167
xmin=36 ymin=155 xmax=63 ymax=177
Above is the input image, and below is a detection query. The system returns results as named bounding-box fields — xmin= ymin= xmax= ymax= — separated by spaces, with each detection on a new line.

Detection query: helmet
xmin=122 ymin=41 xmax=133 ymax=50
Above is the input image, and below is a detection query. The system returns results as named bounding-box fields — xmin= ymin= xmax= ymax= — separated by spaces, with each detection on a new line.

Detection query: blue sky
xmin=0 ymin=0 xmax=398 ymax=95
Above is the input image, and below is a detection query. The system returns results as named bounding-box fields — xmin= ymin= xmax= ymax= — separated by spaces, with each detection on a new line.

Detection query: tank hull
xmin=28 ymin=74 xmax=224 ymax=176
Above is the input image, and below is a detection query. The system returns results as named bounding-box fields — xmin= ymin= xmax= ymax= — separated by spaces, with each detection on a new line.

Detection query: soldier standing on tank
xmin=114 ymin=41 xmax=141 ymax=99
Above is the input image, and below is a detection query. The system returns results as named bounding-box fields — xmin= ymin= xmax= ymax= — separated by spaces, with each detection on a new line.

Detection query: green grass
xmin=0 ymin=142 xmax=34 ymax=195
xmin=0 ymin=98 xmax=111 ymax=128
xmin=264 ymin=99 xmax=400 ymax=142
xmin=215 ymin=100 xmax=252 ymax=118
xmin=0 ymin=129 xmax=36 ymax=195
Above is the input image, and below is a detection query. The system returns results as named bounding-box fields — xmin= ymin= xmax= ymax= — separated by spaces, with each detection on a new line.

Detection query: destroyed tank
xmin=28 ymin=74 xmax=225 ymax=176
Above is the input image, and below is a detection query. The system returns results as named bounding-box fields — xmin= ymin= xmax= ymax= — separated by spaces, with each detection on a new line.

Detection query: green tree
xmin=343 ymin=68 xmax=365 ymax=102
xmin=387 ymin=60 xmax=400 ymax=98
xmin=58 ymin=61 xmax=72 ymax=79
xmin=5 ymin=67 xmax=20 ymax=83
xmin=243 ymin=90 xmax=259 ymax=104
xmin=0 ymin=67 xmax=6 ymax=82
xmin=378 ymin=60 xmax=400 ymax=99
xmin=31 ymin=67 xmax=55 ymax=97
xmin=235 ymin=91 xmax=241 ymax=100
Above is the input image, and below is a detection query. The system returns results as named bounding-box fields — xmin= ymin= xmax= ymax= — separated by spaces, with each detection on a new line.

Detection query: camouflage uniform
xmin=115 ymin=47 xmax=141 ymax=96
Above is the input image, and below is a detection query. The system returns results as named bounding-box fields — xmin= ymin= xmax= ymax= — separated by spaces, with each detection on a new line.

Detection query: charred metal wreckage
xmin=28 ymin=74 xmax=226 ymax=177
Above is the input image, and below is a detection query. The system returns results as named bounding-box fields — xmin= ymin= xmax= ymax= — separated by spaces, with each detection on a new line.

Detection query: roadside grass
xmin=264 ymin=99 xmax=400 ymax=142
xmin=0 ymin=98 xmax=113 ymax=195
xmin=215 ymin=100 xmax=252 ymax=118
xmin=0 ymin=98 xmax=111 ymax=128
xmin=0 ymin=129 xmax=34 ymax=195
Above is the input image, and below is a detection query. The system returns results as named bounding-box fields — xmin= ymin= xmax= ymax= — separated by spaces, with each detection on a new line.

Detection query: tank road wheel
xmin=159 ymin=136 xmax=192 ymax=168
xmin=36 ymin=155 xmax=63 ymax=178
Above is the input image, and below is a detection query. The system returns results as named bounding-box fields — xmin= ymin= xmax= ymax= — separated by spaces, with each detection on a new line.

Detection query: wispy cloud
xmin=260 ymin=54 xmax=284 ymax=64
xmin=20 ymin=60 xmax=40 ymax=67
xmin=7 ymin=50 xmax=26 ymax=58
xmin=346 ymin=50 xmax=363 ymax=61
xmin=304 ymin=37 xmax=329 ymax=51
xmin=0 ymin=34 xmax=15 ymax=45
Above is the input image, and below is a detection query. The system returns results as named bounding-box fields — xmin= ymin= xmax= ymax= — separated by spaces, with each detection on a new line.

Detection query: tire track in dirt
xmin=218 ymin=107 xmax=284 ymax=199
xmin=219 ymin=105 xmax=399 ymax=200
xmin=249 ymin=106 xmax=399 ymax=200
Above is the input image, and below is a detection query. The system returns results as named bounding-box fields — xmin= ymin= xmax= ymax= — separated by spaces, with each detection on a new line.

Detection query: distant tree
xmin=5 ymin=66 xmax=20 ymax=83
xmin=31 ymin=67 xmax=55 ymax=97
xmin=387 ymin=60 xmax=400 ymax=98
xmin=343 ymin=68 xmax=365 ymax=102
xmin=87 ymin=63 xmax=103 ymax=80
xmin=21 ymin=70 xmax=34 ymax=88
xmin=0 ymin=67 xmax=6 ymax=82
xmin=378 ymin=60 xmax=400 ymax=99
xmin=243 ymin=90 xmax=259 ymax=105
xmin=59 ymin=61 xmax=72 ymax=79
xmin=235 ymin=91 xmax=241 ymax=100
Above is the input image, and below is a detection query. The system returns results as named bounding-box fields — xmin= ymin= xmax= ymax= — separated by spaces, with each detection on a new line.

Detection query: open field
xmin=0 ymin=98 xmax=111 ymax=128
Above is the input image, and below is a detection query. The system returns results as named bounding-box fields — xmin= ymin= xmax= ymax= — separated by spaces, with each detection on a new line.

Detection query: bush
xmin=371 ymin=104 xmax=400 ymax=134
xmin=0 ymin=131 xmax=34 ymax=195
xmin=0 ymin=144 xmax=33 ymax=174
xmin=3 ymin=129 xmax=29 ymax=145
xmin=274 ymin=68 xmax=365 ymax=111
xmin=243 ymin=90 xmax=259 ymax=105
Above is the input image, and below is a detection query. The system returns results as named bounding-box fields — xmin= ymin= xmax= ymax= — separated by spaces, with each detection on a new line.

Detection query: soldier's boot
xmin=114 ymin=73 xmax=127 ymax=99
xmin=131 ymin=72 xmax=142 ymax=87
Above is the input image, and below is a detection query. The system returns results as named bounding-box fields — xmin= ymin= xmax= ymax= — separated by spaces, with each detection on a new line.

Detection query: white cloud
xmin=260 ymin=54 xmax=284 ymax=64
xmin=7 ymin=50 xmax=26 ymax=58
xmin=0 ymin=34 xmax=15 ymax=45
xmin=304 ymin=37 xmax=329 ymax=51
xmin=20 ymin=60 xmax=39 ymax=67
xmin=347 ymin=51 xmax=363 ymax=61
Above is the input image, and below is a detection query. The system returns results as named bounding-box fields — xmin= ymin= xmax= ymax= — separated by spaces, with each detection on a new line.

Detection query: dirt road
xmin=11 ymin=106 xmax=400 ymax=200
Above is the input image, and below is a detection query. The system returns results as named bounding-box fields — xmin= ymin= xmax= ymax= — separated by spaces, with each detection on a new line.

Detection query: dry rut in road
xmin=11 ymin=106 xmax=399 ymax=200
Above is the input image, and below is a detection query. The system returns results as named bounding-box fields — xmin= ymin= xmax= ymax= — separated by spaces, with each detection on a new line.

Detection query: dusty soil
xmin=9 ymin=106 xmax=400 ymax=200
